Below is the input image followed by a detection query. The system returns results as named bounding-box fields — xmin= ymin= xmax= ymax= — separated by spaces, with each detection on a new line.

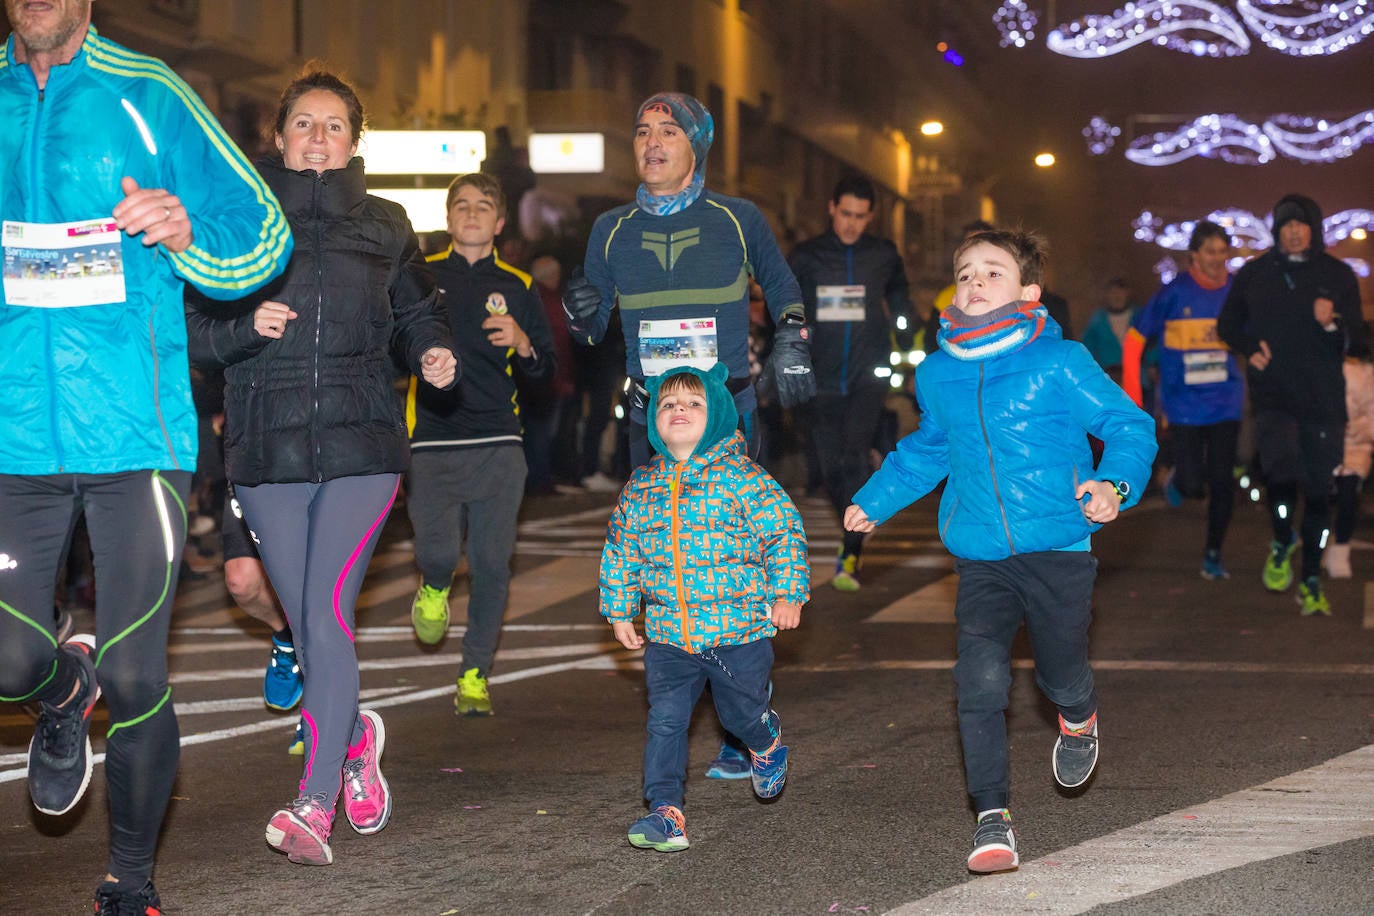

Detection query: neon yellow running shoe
xmin=411 ymin=584 xmax=451 ymax=645
xmin=455 ymin=667 xmax=492 ymax=717
xmin=1261 ymin=535 xmax=1297 ymax=592
xmin=1297 ymin=577 xmax=1332 ymax=617
xmin=832 ymin=553 xmax=860 ymax=592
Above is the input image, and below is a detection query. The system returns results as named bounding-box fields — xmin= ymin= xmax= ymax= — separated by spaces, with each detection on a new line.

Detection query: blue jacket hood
xmin=645 ymin=363 xmax=738 ymax=461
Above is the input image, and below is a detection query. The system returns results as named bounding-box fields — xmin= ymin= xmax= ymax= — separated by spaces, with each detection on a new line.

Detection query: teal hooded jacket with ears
xmin=600 ymin=364 xmax=809 ymax=652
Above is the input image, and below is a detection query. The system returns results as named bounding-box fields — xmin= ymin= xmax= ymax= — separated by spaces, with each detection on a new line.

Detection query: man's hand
xmin=1314 ymin=296 xmax=1335 ymax=329
xmin=769 ymin=600 xmax=802 ymax=630
xmin=843 ymin=504 xmax=876 ymax=533
xmin=768 ymin=319 xmax=816 ymax=408
xmin=1249 ymin=340 xmax=1272 ymax=371
xmin=611 ymin=619 xmax=644 ymax=650
xmin=482 ymin=313 xmax=532 ymax=357
xmin=1076 ymin=480 xmax=1121 ymax=524
xmin=253 ymin=300 xmax=297 ymax=339
xmin=422 ymin=347 xmax=458 ymax=389
xmin=562 ymin=267 xmax=601 ymax=324
xmin=113 ymin=177 xmax=193 ymax=252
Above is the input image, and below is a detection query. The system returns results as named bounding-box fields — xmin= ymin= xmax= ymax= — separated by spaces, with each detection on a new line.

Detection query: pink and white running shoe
xmin=265 ymin=794 xmax=334 ymax=865
xmin=342 ymin=709 xmax=392 ymax=835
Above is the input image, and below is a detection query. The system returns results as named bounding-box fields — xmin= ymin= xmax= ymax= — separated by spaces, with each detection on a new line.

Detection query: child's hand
xmin=1076 ymin=480 xmax=1121 ymax=524
xmin=611 ymin=619 xmax=644 ymax=650
xmin=770 ymin=600 xmax=802 ymax=630
xmin=843 ymin=504 xmax=875 ymax=532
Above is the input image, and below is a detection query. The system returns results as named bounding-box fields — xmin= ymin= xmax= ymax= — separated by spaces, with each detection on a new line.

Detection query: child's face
xmin=953 ymin=241 xmax=1041 ymax=316
xmin=655 ymin=385 xmax=707 ymax=460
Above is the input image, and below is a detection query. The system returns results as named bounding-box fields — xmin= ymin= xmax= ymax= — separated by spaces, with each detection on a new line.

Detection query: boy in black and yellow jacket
xmin=406 ymin=172 xmax=555 ymax=715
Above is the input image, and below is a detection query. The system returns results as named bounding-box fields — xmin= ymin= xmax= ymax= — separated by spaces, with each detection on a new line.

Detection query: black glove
xmin=562 ymin=266 xmax=601 ymax=326
xmin=768 ymin=317 xmax=816 ymax=408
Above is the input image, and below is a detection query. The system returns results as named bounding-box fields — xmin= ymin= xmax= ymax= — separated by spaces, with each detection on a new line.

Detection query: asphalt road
xmin=2 ymin=484 xmax=1372 ymax=915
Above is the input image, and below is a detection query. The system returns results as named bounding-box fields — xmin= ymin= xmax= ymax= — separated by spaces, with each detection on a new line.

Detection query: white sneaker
xmin=1323 ymin=542 xmax=1352 ymax=579
xmin=580 ymin=472 xmax=621 ymax=493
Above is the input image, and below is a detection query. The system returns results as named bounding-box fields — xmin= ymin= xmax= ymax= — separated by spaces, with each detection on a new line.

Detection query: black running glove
xmin=562 ymin=266 xmax=601 ymax=328
xmin=768 ymin=317 xmax=816 ymax=408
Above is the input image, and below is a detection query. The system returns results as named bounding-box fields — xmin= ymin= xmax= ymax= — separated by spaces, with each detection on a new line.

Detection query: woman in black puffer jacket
xmin=186 ymin=69 xmax=456 ymax=866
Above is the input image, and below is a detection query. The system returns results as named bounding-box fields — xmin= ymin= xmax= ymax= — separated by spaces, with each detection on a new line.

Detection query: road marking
xmin=792 ymin=658 xmax=1374 ymax=676
xmin=888 ymin=743 xmax=1374 ymax=915
xmin=1364 ymin=580 xmax=1373 ymax=630
xmin=866 ymin=573 xmax=958 ymax=623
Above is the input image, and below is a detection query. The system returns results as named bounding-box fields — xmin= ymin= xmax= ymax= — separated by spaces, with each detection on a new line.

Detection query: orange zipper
xmin=669 ymin=465 xmax=692 ymax=652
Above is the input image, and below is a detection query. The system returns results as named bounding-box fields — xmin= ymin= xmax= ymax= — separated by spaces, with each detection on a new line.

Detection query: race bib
xmin=3 ymin=218 xmax=126 ymax=308
xmin=638 ymin=316 xmax=718 ymax=376
xmin=1183 ymin=350 xmax=1229 ymax=386
xmin=816 ymin=284 xmax=866 ymax=322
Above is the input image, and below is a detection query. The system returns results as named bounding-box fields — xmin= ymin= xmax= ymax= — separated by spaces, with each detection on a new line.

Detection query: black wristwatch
xmin=1110 ymin=481 xmax=1130 ymax=503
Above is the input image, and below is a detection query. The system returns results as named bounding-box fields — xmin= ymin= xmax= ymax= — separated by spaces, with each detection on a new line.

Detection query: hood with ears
xmin=645 ymin=363 xmax=738 ymax=462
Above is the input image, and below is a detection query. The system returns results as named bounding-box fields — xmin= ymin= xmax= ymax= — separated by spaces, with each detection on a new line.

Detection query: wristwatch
xmin=1110 ymin=481 xmax=1130 ymax=503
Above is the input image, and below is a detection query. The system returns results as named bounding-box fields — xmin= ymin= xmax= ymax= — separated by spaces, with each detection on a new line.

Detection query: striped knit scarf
xmin=938 ymin=300 xmax=1048 ymax=361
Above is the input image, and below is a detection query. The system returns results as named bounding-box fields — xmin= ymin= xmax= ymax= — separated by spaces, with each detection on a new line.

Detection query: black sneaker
xmin=967 ymin=808 xmax=1018 ymax=872
xmin=94 ymin=878 xmax=162 ymax=915
xmin=1053 ymin=712 xmax=1099 ymax=788
xmin=28 ymin=634 xmax=101 ymax=816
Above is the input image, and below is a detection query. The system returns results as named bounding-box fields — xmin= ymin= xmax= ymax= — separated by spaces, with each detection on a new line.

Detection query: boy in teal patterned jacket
xmin=601 ymin=363 xmax=808 ymax=851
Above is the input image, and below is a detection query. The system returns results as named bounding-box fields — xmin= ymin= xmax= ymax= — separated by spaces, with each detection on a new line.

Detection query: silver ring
xmin=163 ymin=206 xmax=172 ymax=222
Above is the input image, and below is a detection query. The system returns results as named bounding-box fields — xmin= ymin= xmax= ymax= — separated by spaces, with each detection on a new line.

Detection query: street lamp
xmin=1034 ymin=152 xmax=1056 ymax=168
xmin=920 ymin=120 xmax=944 ymax=137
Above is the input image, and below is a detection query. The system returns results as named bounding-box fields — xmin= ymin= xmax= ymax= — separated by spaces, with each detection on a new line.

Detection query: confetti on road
xmin=440 ymin=767 xmax=463 ymax=773
xmin=464 ymin=805 xmax=482 ymax=809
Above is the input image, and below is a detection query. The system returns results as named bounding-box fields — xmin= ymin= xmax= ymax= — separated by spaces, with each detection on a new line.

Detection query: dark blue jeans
xmin=953 ymin=551 xmax=1098 ymax=812
xmin=642 ymin=639 xmax=779 ymax=808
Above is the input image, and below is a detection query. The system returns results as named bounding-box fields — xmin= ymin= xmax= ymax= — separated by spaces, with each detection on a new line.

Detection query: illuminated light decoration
xmin=1153 ymin=256 xmax=1180 ymax=284
xmin=1047 ymin=1 xmax=1251 ymax=58
xmin=1125 ymin=109 xmax=1374 ymax=165
xmin=1234 ymin=0 xmax=1374 ymax=56
xmin=1134 ymin=208 xmax=1374 ymax=276
xmin=1262 ymin=110 xmax=1374 ymax=161
xmin=1125 ymin=113 xmax=1275 ymax=165
xmin=1344 ymin=258 xmax=1371 ymax=278
xmin=994 ymin=1 xmax=1040 ymax=48
xmin=1083 ymin=116 xmax=1122 ymax=155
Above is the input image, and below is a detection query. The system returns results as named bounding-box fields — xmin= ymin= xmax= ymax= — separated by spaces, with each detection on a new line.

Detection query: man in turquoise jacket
xmin=0 ymin=3 xmax=291 ymax=912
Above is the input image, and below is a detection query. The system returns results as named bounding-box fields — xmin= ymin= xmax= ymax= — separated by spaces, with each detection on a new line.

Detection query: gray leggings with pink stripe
xmin=234 ymin=473 xmax=399 ymax=806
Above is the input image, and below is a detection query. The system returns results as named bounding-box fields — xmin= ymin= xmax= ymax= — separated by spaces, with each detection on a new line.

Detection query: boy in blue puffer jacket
xmin=601 ymin=363 xmax=809 ymax=852
xmin=845 ymin=230 xmax=1156 ymax=874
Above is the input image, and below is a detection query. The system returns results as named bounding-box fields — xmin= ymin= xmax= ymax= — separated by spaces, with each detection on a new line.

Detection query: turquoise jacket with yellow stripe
xmin=600 ymin=364 xmax=809 ymax=652
xmin=0 ymin=27 xmax=291 ymax=475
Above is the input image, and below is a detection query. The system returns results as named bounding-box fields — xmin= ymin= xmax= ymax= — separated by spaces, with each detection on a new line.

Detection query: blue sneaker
xmin=750 ymin=739 xmax=789 ymax=799
xmin=1164 ymin=468 xmax=1183 ymax=507
xmin=288 ymin=717 xmax=305 ymax=756
xmin=264 ymin=635 xmax=303 ymax=711
xmin=628 ymin=803 xmax=688 ymax=852
xmin=704 ymin=742 xmax=751 ymax=780
xmin=1201 ymin=550 xmax=1229 ymax=581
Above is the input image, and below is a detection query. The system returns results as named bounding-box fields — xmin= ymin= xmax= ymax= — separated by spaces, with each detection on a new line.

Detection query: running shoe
xmin=342 ymin=710 xmax=391 ymax=835
xmin=94 ymin=878 xmax=162 ymax=915
xmin=750 ymin=738 xmax=789 ymax=799
xmin=263 ymin=635 xmax=303 ymax=711
xmin=1164 ymin=468 xmax=1183 ymax=507
xmin=455 ymin=667 xmax=492 ymax=716
xmin=28 ymin=634 xmax=100 ymax=816
xmin=1052 ymin=712 xmax=1099 ymax=788
xmin=1262 ymin=534 xmax=1298 ymax=592
xmin=411 ymin=583 xmax=451 ymax=645
xmin=1297 ymin=577 xmax=1332 ymax=617
xmin=1200 ymin=550 xmax=1229 ymax=581
xmin=266 ymin=793 xmax=335 ymax=865
xmin=967 ymin=809 xmax=1018 ymax=873
xmin=832 ymin=552 xmax=860 ymax=592
xmin=704 ymin=742 xmax=751 ymax=780
xmin=628 ymin=803 xmax=688 ymax=852
xmin=288 ymin=717 xmax=305 ymax=756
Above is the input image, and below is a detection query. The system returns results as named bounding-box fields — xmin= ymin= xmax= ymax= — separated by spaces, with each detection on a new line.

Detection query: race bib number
xmin=638 ymin=316 xmax=719 ymax=376
xmin=1183 ymin=350 xmax=1229 ymax=386
xmin=3 ymin=218 xmax=127 ymax=308
xmin=816 ymin=284 xmax=866 ymax=322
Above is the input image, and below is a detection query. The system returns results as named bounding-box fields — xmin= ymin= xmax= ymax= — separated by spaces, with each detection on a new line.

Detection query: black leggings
xmin=0 ymin=470 xmax=190 ymax=886
xmin=1171 ymin=421 xmax=1239 ymax=552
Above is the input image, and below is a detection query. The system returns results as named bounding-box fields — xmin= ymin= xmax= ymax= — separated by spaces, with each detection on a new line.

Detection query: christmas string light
xmin=1125 ymin=113 xmax=1275 ymax=165
xmin=1047 ymin=1 xmax=1251 ymax=58
xmin=994 ymin=1 xmax=1040 ymax=48
xmin=1135 ymin=208 xmax=1374 ymax=276
xmin=1124 ymin=108 xmax=1374 ymax=165
xmin=1234 ymin=0 xmax=1374 ymax=56
xmin=1083 ymin=116 xmax=1122 ymax=155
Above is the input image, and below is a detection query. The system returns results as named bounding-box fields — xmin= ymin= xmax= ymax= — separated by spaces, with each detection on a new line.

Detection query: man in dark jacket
xmin=789 ymin=176 xmax=914 ymax=590
xmin=1218 ymin=193 xmax=1366 ymax=616
xmin=407 ymin=172 xmax=555 ymax=716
